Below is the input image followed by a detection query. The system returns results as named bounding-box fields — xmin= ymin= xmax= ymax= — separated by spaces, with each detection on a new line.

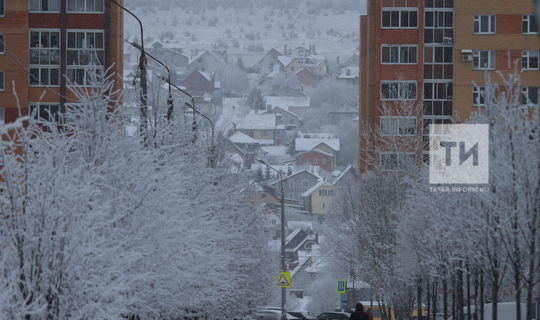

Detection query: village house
xmin=286 ymin=68 xmax=317 ymax=89
xmin=189 ymin=50 xmax=227 ymax=73
xmin=337 ymin=67 xmax=359 ymax=85
xmin=295 ymin=149 xmax=335 ymax=172
xmin=235 ymin=113 xmax=286 ymax=145
xmin=328 ymin=106 xmax=359 ymax=124
xmin=180 ymin=70 xmax=217 ymax=97
xmin=265 ymin=96 xmax=311 ymax=116
xmin=301 ymin=166 xmax=355 ymax=215
xmin=272 ymin=107 xmax=302 ymax=131
xmin=148 ymin=41 xmax=189 ymax=72
xmin=256 ymin=48 xmax=282 ymax=75
xmin=285 ymin=229 xmax=318 ymax=263
xmin=269 ymin=170 xmax=320 ymax=202
xmin=294 ymin=135 xmax=340 ymax=159
xmin=225 ymin=132 xmax=264 ymax=168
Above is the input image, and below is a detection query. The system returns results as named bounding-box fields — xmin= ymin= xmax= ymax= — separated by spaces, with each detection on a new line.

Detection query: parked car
xmin=248 ymin=309 xmax=302 ymax=320
xmin=288 ymin=312 xmax=316 ymax=320
xmin=316 ymin=311 xmax=351 ymax=320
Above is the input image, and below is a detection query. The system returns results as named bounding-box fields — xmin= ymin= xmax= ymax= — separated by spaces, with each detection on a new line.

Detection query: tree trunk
xmin=418 ymin=279 xmax=423 ymax=320
xmin=432 ymin=280 xmax=438 ymax=320
xmin=473 ymin=270 xmax=479 ymax=320
xmin=480 ymin=271 xmax=484 ymax=320
xmin=443 ymin=278 xmax=448 ymax=320
xmin=427 ymin=279 xmax=431 ymax=320
xmin=467 ymin=267 xmax=471 ymax=320
xmin=491 ymin=270 xmax=499 ymax=320
xmin=526 ymin=205 xmax=538 ymax=320
xmin=457 ymin=266 xmax=464 ymax=320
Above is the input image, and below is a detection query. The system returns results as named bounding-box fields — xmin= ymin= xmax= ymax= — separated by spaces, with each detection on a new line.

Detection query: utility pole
xmin=108 ymin=0 xmax=148 ymax=144
xmin=257 ymin=160 xmax=287 ymax=320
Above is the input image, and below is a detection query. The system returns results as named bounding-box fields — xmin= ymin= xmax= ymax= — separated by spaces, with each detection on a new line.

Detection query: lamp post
xmin=108 ymin=0 xmax=148 ymax=142
xmin=256 ymin=159 xmax=287 ymax=320
xmin=126 ymin=41 xmax=174 ymax=120
xmin=167 ymin=80 xmax=217 ymax=168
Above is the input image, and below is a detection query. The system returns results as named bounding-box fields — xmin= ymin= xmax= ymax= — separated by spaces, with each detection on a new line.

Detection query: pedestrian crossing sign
xmin=276 ymin=272 xmax=291 ymax=287
xmin=336 ymin=279 xmax=347 ymax=293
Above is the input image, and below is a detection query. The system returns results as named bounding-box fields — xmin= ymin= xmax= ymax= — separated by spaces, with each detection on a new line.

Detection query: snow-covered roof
xmin=265 ymin=96 xmax=310 ymax=111
xmin=261 ymin=145 xmax=288 ymax=157
xmin=301 ymin=179 xmax=328 ymax=198
xmin=278 ymin=55 xmax=294 ymax=67
xmin=189 ymin=50 xmax=224 ymax=65
xmin=296 ymin=149 xmax=334 ymax=158
xmin=338 ymin=67 xmax=360 ymax=79
xmin=295 ymin=138 xmax=340 ymax=152
xmin=198 ymin=71 xmax=212 ymax=82
xmin=252 ymin=138 xmax=275 ymax=145
xmin=236 ymin=113 xmax=277 ymax=130
xmin=228 ymin=131 xmax=258 ymax=144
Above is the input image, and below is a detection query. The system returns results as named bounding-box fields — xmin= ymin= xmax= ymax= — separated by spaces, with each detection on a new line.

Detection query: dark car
xmin=316 ymin=312 xmax=351 ymax=320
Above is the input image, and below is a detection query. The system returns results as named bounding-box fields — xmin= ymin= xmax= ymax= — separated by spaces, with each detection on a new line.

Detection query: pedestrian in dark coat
xmin=350 ymin=303 xmax=370 ymax=320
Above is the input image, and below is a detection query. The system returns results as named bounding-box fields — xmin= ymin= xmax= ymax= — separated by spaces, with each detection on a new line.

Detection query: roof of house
xmin=265 ymin=96 xmax=310 ymax=112
xmin=296 ymin=149 xmax=334 ymax=158
xmin=261 ymin=145 xmax=288 ymax=157
xmin=189 ymin=50 xmax=225 ymax=65
xmin=295 ymin=138 xmax=340 ymax=152
xmin=236 ymin=113 xmax=277 ymax=130
xmin=338 ymin=67 xmax=360 ymax=79
xmin=228 ymin=131 xmax=258 ymax=144
xmin=301 ymin=166 xmax=354 ymax=197
xmin=301 ymin=179 xmax=329 ymax=198
xmin=269 ymin=169 xmax=320 ymax=186
xmin=258 ymin=48 xmax=282 ymax=65
xmin=278 ymin=56 xmax=295 ymax=67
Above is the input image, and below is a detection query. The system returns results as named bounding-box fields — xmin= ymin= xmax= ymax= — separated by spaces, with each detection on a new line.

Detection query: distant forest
xmin=130 ymin=0 xmax=362 ymax=13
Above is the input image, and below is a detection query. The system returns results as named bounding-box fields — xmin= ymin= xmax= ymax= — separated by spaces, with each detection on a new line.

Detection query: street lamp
xmin=126 ymin=40 xmax=174 ymax=120
xmin=108 ymin=0 xmax=148 ymax=142
xmin=166 ymin=80 xmax=217 ymax=168
xmin=256 ymin=159 xmax=287 ymax=320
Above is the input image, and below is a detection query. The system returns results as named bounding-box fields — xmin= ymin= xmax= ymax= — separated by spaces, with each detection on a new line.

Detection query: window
xmin=521 ymin=87 xmax=539 ymax=106
xmin=29 ymin=103 xmax=61 ymax=122
xmin=318 ymin=189 xmax=335 ymax=197
xmin=473 ymin=86 xmax=486 ymax=106
xmin=424 ymin=81 xmax=453 ymax=116
xmin=30 ymin=30 xmax=60 ymax=86
xmin=0 ymin=71 xmax=4 ymax=91
xmin=473 ymin=50 xmax=495 ymax=70
xmin=0 ymin=107 xmax=4 ymax=123
xmin=0 ymin=0 xmax=4 ymax=17
xmin=381 ymin=81 xmax=417 ymax=100
xmin=425 ymin=0 xmax=454 ymax=8
xmin=67 ymin=0 xmax=104 ymax=13
xmin=474 ymin=15 xmax=496 ymax=34
xmin=0 ymin=34 xmax=4 ymax=54
xmin=522 ymin=50 xmax=539 ymax=70
xmin=380 ymin=116 xmax=417 ymax=136
xmin=424 ymin=10 xmax=453 ymax=44
xmin=30 ymin=0 xmax=60 ymax=12
xmin=381 ymin=45 xmax=417 ymax=64
xmin=67 ymin=30 xmax=104 ymax=86
xmin=381 ymin=8 xmax=418 ymax=28
xmin=380 ymin=152 xmax=416 ymax=171
xmin=523 ymin=15 xmax=538 ymax=34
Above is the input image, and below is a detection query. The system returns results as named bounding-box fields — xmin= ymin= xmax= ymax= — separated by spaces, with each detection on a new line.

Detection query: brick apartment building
xmin=0 ymin=0 xmax=123 ymax=124
xmin=359 ymin=0 xmax=540 ymax=172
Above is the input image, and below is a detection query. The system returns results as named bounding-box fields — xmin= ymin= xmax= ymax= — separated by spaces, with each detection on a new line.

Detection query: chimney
xmin=284 ymin=44 xmax=288 ymax=56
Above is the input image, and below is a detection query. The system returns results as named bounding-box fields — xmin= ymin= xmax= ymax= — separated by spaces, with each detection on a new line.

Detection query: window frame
xmin=29 ymin=29 xmax=61 ymax=87
xmin=29 ymin=103 xmax=61 ymax=122
xmin=0 ymin=107 xmax=4 ymax=123
xmin=521 ymin=86 xmax=539 ymax=106
xmin=67 ymin=0 xmax=104 ymax=13
xmin=0 ymin=70 xmax=4 ymax=91
xmin=473 ymin=15 xmax=496 ymax=34
xmin=381 ymin=44 xmax=418 ymax=64
xmin=472 ymin=86 xmax=486 ymax=106
xmin=379 ymin=152 xmax=416 ymax=171
xmin=522 ymin=50 xmax=539 ymax=71
xmin=380 ymin=116 xmax=417 ymax=136
xmin=381 ymin=7 xmax=419 ymax=29
xmin=522 ymin=15 xmax=539 ymax=34
xmin=380 ymin=80 xmax=417 ymax=101
xmin=0 ymin=0 xmax=4 ymax=17
xmin=29 ymin=0 xmax=60 ymax=13
xmin=66 ymin=29 xmax=105 ymax=87
xmin=0 ymin=34 xmax=4 ymax=54
xmin=472 ymin=50 xmax=496 ymax=70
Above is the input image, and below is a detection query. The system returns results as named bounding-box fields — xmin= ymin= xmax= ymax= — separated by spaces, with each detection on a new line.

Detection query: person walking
xmin=350 ymin=303 xmax=370 ymax=320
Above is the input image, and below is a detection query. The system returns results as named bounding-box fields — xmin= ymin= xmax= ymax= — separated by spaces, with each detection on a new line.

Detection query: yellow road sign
xmin=276 ymin=272 xmax=291 ymax=287
xmin=336 ymin=279 xmax=347 ymax=293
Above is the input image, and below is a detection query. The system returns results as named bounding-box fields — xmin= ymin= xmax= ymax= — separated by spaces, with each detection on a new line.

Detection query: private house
xmin=235 ymin=113 xmax=286 ymax=145
xmin=302 ymin=166 xmax=355 ymax=214
xmin=279 ymin=56 xmax=303 ymax=77
xmin=271 ymin=107 xmax=302 ymax=131
xmin=265 ymin=96 xmax=311 ymax=116
xmin=285 ymin=229 xmax=319 ymax=263
xmin=286 ymin=68 xmax=317 ymax=89
xmin=180 ymin=70 xmax=216 ymax=97
xmin=148 ymin=41 xmax=189 ymax=71
xmin=337 ymin=67 xmax=359 ymax=85
xmin=328 ymin=106 xmax=359 ymax=124
xmin=189 ymin=50 xmax=226 ymax=73
xmin=295 ymin=149 xmax=335 ymax=172
xmin=295 ymin=136 xmax=340 ymax=159
xmin=257 ymin=48 xmax=282 ymax=75
xmin=225 ymin=132 xmax=264 ymax=167
xmin=269 ymin=170 xmax=320 ymax=202
xmin=339 ymin=52 xmax=359 ymax=68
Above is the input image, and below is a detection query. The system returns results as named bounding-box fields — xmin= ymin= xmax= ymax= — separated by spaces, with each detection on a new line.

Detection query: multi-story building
xmin=0 ymin=0 xmax=123 ymax=124
xmin=359 ymin=0 xmax=539 ymax=172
